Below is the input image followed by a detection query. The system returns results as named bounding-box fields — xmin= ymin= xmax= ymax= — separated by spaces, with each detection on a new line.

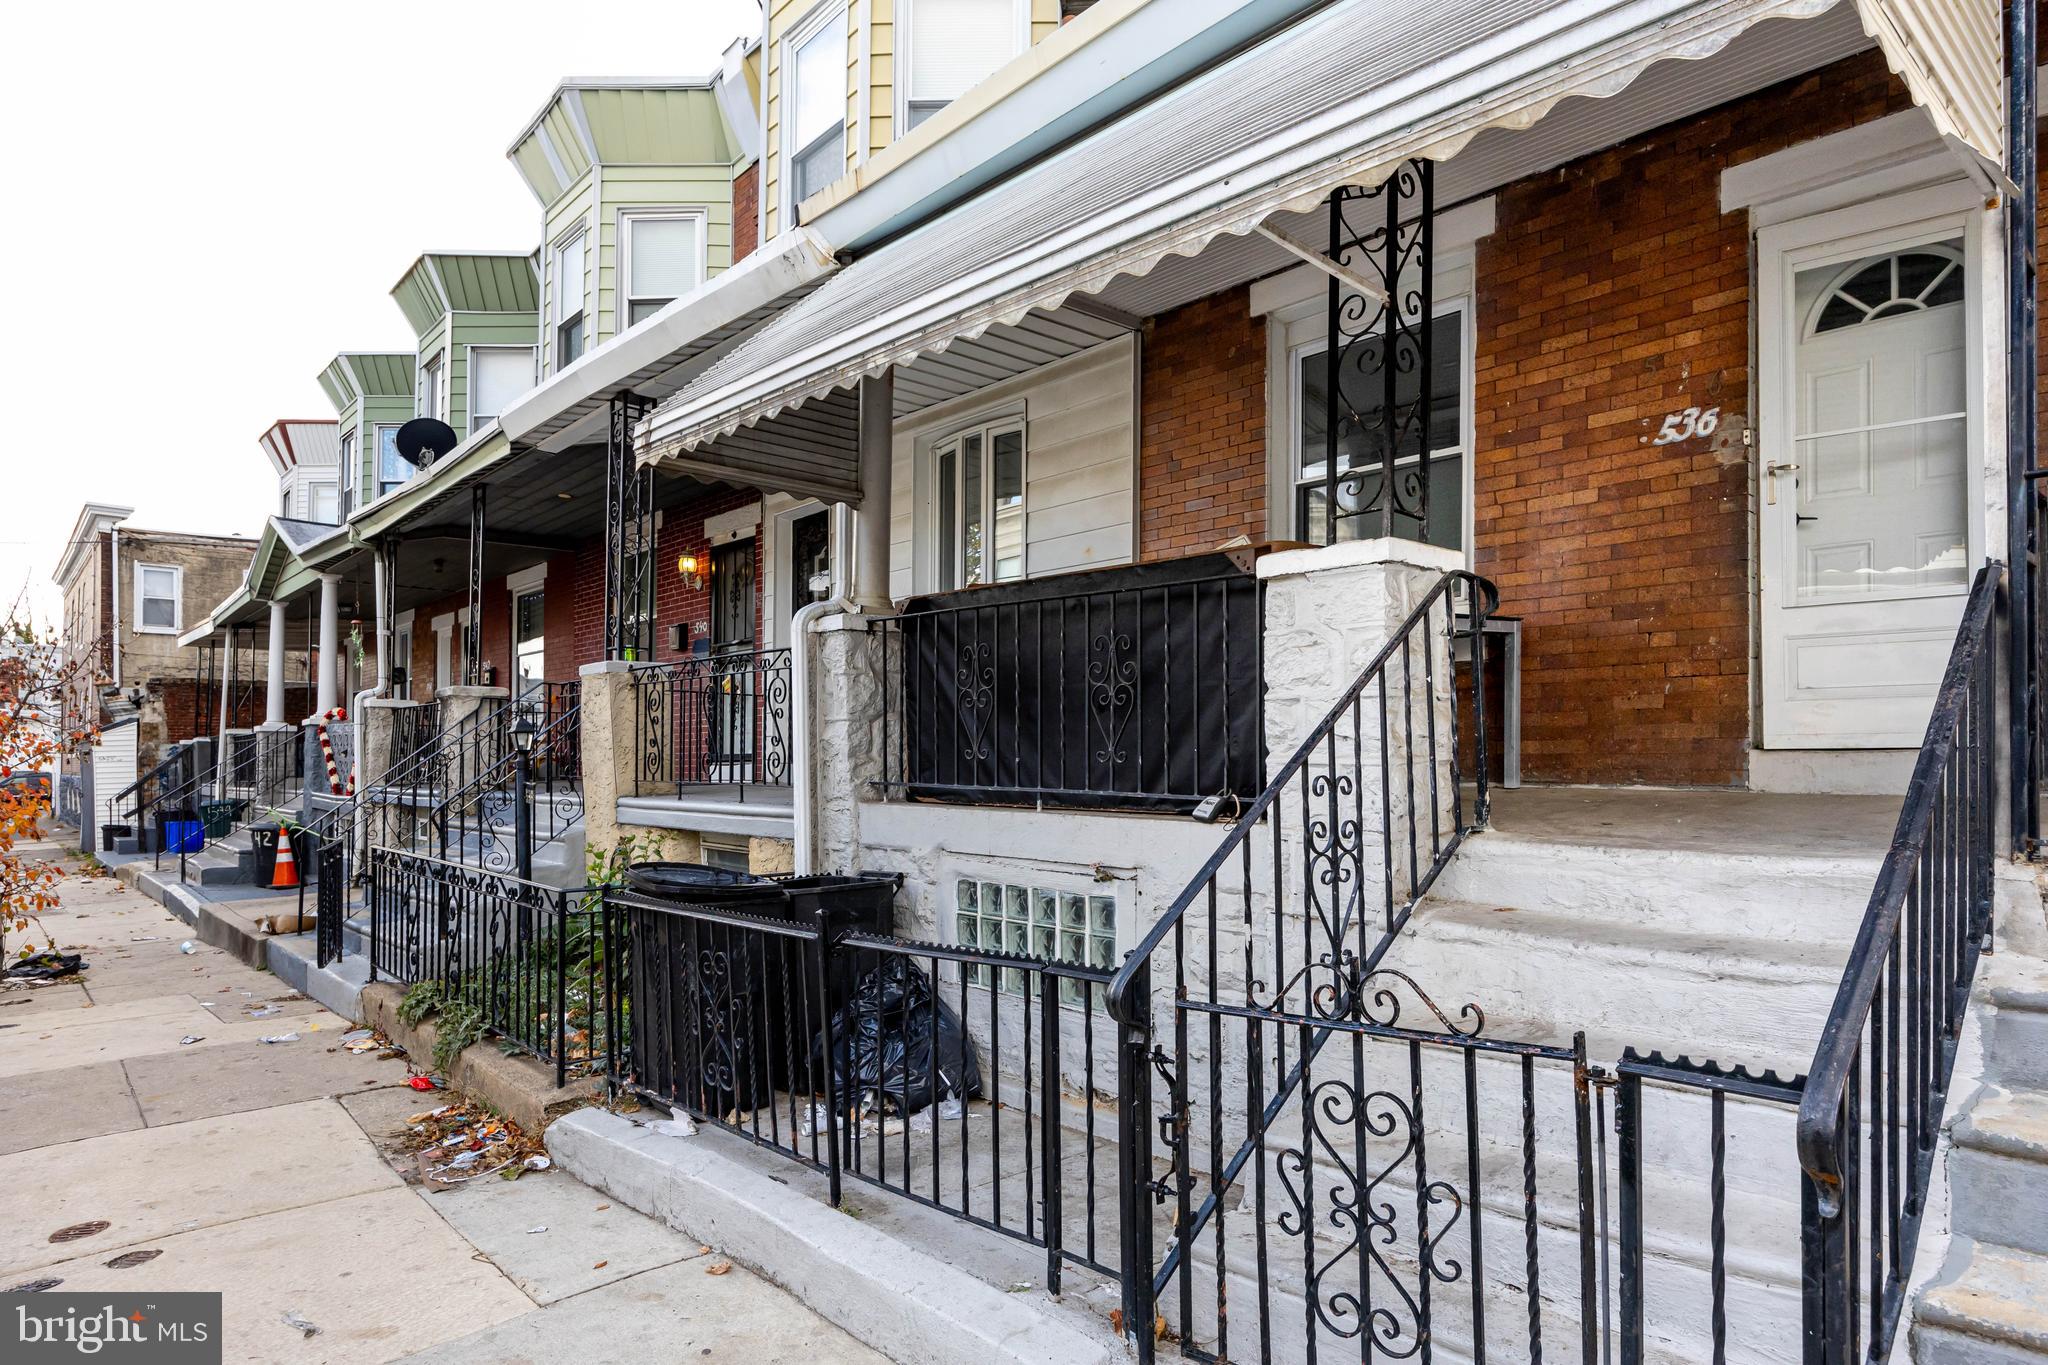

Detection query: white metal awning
xmin=636 ymin=0 xmax=2004 ymax=493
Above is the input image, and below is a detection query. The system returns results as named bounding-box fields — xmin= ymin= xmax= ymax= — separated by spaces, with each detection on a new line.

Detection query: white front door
xmin=1759 ymin=208 xmax=1982 ymax=749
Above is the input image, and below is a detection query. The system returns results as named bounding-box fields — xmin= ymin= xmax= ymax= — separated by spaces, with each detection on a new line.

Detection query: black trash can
xmin=100 ymin=823 xmax=131 ymax=853
xmin=248 ymin=822 xmax=315 ymax=889
xmin=775 ymin=873 xmax=901 ymax=1010
xmin=623 ymin=862 xmax=787 ymax=915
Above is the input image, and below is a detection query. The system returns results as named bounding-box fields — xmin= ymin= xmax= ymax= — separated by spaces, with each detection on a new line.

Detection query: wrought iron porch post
xmin=2007 ymin=0 xmax=2039 ymax=855
xmin=604 ymin=391 xmax=655 ymax=660
xmin=1321 ymin=161 xmax=1434 ymax=546
xmin=380 ymin=538 xmax=401 ymax=693
xmin=465 ymin=486 xmax=486 ymax=686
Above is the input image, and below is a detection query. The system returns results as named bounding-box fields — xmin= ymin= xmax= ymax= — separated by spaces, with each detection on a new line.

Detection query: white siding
xmin=91 ymin=722 xmax=137 ymax=832
xmin=889 ymin=334 xmax=1136 ymax=599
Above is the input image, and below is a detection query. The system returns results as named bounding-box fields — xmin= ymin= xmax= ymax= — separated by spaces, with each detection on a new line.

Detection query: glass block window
xmin=953 ymin=878 xmax=1116 ymax=1004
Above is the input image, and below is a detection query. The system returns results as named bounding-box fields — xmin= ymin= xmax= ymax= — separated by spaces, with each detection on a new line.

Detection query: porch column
xmin=264 ymin=601 xmax=288 ymax=727
xmin=214 ymin=628 xmax=236 ymax=799
xmin=854 ymin=370 xmax=893 ymax=612
xmin=315 ymin=573 xmax=341 ymax=716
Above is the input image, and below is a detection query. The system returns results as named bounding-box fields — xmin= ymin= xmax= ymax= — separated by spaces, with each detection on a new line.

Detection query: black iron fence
xmin=874 ymin=555 xmax=1263 ymax=813
xmin=392 ymin=701 xmax=442 ymax=763
xmin=609 ymin=888 xmax=1123 ymax=1289
xmin=428 ymin=699 xmax=585 ymax=875
xmin=1795 ymin=563 xmax=1998 ymax=1364
xmin=632 ymin=648 xmax=792 ymax=792
xmin=365 ymin=846 xmax=612 ymax=1087
xmin=316 ymin=838 xmax=347 ymax=969
xmin=227 ymin=727 xmax=305 ymax=818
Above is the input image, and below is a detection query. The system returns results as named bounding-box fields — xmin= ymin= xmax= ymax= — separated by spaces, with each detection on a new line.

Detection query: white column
xmin=853 ymin=370 xmax=894 ymax=612
xmin=372 ymin=548 xmax=389 ymax=694
xmin=264 ymin=600 xmax=288 ymax=727
xmin=316 ymin=573 xmax=341 ymax=716
xmin=215 ymin=628 xmax=236 ymax=798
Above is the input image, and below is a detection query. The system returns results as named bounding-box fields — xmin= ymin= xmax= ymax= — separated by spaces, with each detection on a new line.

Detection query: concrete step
xmin=263 ymin=931 xmax=372 ymax=1021
xmin=1432 ymin=830 xmax=1881 ymax=946
xmin=1952 ymin=1089 xmax=2048 ymax=1260
xmin=1913 ymin=1242 xmax=2048 ymax=1364
xmin=1987 ymin=957 xmax=2048 ymax=1091
xmin=1387 ymin=897 xmax=1849 ymax=1071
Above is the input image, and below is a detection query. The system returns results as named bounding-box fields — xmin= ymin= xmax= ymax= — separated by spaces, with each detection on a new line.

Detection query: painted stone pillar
xmin=809 ymin=612 xmax=887 ymax=874
xmin=576 ymin=660 xmax=642 ymax=862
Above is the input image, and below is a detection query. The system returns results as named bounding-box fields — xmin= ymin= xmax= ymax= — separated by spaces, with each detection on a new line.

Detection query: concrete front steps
xmin=1911 ymin=944 xmax=2048 ymax=1364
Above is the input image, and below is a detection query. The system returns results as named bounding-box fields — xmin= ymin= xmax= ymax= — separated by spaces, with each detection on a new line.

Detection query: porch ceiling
xmin=636 ymin=0 xmax=1904 ymax=482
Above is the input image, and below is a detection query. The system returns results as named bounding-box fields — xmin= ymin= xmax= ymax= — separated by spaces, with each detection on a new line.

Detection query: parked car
xmin=1 ymin=771 xmax=52 ymax=813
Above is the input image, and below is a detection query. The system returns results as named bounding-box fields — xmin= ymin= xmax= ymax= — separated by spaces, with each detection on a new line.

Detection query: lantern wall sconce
xmin=677 ymin=554 xmax=705 ymax=592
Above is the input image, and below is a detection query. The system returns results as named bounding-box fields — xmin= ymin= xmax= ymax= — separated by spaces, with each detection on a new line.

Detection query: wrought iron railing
xmin=316 ymin=838 xmax=347 ymax=969
xmin=608 ymin=889 xmax=1121 ymax=1289
xmin=632 ymin=648 xmax=792 ymax=793
xmin=1795 ymin=563 xmax=1999 ymax=1364
xmin=1104 ymin=567 xmax=1495 ymax=1361
xmin=115 ymin=747 xmax=196 ymax=829
xmin=873 ymin=557 xmax=1263 ymax=812
xmin=365 ymin=847 xmax=614 ymax=1087
xmin=226 ymin=727 xmax=305 ymax=820
xmin=425 ymin=698 xmax=585 ymax=875
xmin=392 ymin=701 xmax=442 ymax=763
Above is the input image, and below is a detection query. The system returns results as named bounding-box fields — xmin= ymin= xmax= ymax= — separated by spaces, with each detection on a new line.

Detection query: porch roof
xmin=636 ymin=0 xmax=1994 ymax=488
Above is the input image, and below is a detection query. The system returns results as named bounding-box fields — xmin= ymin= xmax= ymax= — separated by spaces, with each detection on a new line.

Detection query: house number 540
xmin=1653 ymin=406 xmax=1721 ymax=445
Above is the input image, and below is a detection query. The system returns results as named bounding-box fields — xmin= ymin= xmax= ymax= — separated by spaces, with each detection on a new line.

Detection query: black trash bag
xmin=820 ymin=957 xmax=982 ymax=1117
xmin=3 ymin=952 xmax=85 ymax=981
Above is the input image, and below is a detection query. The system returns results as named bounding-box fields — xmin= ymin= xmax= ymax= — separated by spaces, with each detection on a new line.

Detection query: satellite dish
xmin=396 ymin=418 xmax=460 ymax=469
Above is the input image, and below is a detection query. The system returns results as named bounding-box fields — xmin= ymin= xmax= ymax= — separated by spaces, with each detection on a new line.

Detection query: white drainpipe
xmin=109 ymin=526 xmax=121 ymax=687
xmin=790 ymin=594 xmax=852 ymax=875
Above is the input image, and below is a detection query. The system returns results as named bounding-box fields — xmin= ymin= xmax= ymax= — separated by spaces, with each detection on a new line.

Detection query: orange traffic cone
xmin=270 ymin=833 xmax=300 ymax=890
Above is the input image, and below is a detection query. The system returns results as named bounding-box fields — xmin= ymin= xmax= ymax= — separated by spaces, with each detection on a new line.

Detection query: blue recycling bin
xmin=158 ymin=812 xmax=204 ymax=855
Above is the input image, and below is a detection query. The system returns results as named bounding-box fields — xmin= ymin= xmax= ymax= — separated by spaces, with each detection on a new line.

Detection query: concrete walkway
xmin=2 ymin=838 xmax=887 ymax=1364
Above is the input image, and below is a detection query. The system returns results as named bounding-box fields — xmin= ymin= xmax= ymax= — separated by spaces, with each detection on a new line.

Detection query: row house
xmin=173 ymin=1 xmax=2048 ymax=1360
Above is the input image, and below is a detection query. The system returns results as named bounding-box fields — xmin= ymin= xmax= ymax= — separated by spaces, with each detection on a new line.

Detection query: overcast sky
xmin=0 ymin=0 xmax=762 ymax=623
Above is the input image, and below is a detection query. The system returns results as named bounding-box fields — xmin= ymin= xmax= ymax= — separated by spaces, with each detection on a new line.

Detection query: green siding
xmin=392 ymin=263 xmax=445 ymax=335
xmin=447 ymin=315 xmax=539 ymax=437
xmin=594 ymin=163 xmax=736 ymax=342
xmin=351 ymin=353 xmax=413 ymax=396
xmin=511 ymin=135 xmax=564 ymax=205
xmin=580 ymin=87 xmax=735 ymax=164
xmin=543 ymin=103 xmax=591 ymax=179
xmin=540 ymin=170 xmax=598 ymax=380
xmin=432 ymin=253 xmax=539 ymax=313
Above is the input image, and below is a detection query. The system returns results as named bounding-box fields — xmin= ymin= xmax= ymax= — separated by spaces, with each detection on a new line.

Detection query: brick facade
xmin=733 ymin=161 xmax=760 ymax=265
xmin=1471 ymin=51 xmax=1910 ymax=785
xmin=1130 ymin=53 xmax=1925 ymax=786
xmin=1138 ymin=287 xmax=1268 ymax=558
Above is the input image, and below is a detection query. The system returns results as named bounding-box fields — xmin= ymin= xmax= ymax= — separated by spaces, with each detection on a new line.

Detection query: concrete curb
xmin=358 ymin=982 xmax=601 ymax=1134
xmin=547 ymin=1108 xmax=1120 ymax=1365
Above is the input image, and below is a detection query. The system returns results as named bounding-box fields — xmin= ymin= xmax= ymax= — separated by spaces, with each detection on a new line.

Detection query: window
xmin=1294 ymin=306 xmax=1467 ymax=550
xmin=338 ymin=428 xmax=357 ymax=518
xmin=785 ymin=7 xmax=846 ymax=205
xmin=376 ymin=425 xmax=410 ymax=497
xmin=552 ymin=231 xmax=587 ymax=368
xmin=701 ymin=836 xmax=751 ymax=873
xmin=308 ymin=481 xmax=339 ymax=525
xmin=420 ymin=352 xmax=444 ymax=422
xmin=954 ymin=877 xmax=1115 ymax=1003
xmin=933 ymin=417 xmax=1025 ymax=589
xmin=621 ymin=212 xmax=705 ymax=327
xmin=135 ymin=564 xmax=181 ymax=634
xmin=470 ymin=346 xmax=535 ymax=435
xmin=901 ymin=0 xmax=1021 ymax=131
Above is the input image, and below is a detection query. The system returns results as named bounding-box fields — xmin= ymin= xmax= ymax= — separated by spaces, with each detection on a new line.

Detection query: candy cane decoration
xmin=313 ymin=707 xmax=354 ymax=796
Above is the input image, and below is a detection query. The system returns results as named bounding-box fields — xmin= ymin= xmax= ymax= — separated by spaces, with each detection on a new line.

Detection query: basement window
xmin=954 ymin=877 xmax=1115 ymax=1004
xmin=701 ymin=836 xmax=751 ymax=874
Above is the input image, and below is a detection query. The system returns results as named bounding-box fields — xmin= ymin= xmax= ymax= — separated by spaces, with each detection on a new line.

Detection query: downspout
xmin=109 ymin=527 xmax=121 ymax=687
xmin=790 ymin=592 xmax=853 ymax=875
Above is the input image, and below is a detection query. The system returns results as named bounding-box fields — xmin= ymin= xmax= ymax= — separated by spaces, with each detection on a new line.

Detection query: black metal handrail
xmin=115 ymin=748 xmax=191 ymax=826
xmin=428 ymin=698 xmax=584 ymax=875
xmin=632 ymin=647 xmax=792 ymax=792
xmin=872 ymin=561 xmax=1263 ymax=813
xmin=1795 ymin=563 xmax=1999 ymax=1362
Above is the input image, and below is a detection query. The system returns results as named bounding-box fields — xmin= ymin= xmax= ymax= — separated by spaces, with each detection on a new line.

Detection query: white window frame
xmin=617 ymin=208 xmax=710 ymax=331
xmin=700 ymin=834 xmax=752 ymax=873
xmin=419 ymin=351 xmax=445 ymax=423
xmin=431 ymin=613 xmax=455 ymax=695
xmin=307 ymin=480 xmax=340 ymax=525
xmin=375 ymin=424 xmax=409 ymax=498
xmin=338 ymin=427 xmax=357 ymax=514
xmin=549 ymin=225 xmax=589 ymax=371
xmin=781 ymin=1 xmax=849 ymax=211
xmin=133 ymin=563 xmax=182 ymax=635
xmin=467 ymin=344 xmax=538 ymax=436
xmin=893 ymin=0 xmax=1030 ymax=138
xmin=926 ymin=410 xmax=1027 ymax=591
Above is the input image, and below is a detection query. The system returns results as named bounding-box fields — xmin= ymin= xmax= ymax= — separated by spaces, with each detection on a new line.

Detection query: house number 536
xmin=1653 ymin=406 xmax=1721 ymax=445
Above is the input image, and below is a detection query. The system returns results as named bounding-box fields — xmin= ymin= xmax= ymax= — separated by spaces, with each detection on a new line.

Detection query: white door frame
xmin=1755 ymin=181 xmax=1996 ymax=749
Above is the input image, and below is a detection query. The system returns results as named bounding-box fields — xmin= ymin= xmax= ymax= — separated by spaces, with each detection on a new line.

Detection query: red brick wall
xmin=565 ymin=487 xmax=765 ymax=664
xmin=1472 ymin=51 xmax=1910 ymax=785
xmin=1138 ymin=287 xmax=1268 ymax=559
xmin=733 ymin=162 xmax=760 ymax=264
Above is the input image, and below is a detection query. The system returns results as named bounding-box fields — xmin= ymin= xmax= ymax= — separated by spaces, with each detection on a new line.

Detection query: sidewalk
xmin=2 ymin=836 xmax=887 ymax=1364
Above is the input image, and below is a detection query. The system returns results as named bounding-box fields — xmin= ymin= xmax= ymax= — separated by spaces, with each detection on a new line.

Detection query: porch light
xmin=511 ymin=716 xmax=537 ymax=755
xmin=677 ymin=554 xmax=705 ymax=591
